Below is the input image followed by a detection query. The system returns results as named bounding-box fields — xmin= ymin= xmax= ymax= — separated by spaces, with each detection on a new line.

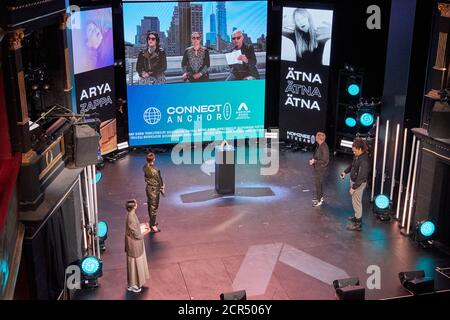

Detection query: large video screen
xmin=279 ymin=6 xmax=333 ymax=145
xmin=123 ymin=1 xmax=267 ymax=146
xmin=71 ymin=7 xmax=114 ymax=75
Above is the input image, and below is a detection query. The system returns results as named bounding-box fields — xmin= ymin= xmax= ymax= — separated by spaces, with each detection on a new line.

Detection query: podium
xmin=215 ymin=145 xmax=235 ymax=195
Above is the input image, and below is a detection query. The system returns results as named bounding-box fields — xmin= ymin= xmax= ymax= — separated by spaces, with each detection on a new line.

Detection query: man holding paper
xmin=226 ymin=30 xmax=259 ymax=81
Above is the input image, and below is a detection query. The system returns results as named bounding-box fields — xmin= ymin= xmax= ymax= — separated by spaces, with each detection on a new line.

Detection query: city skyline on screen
xmin=123 ymin=1 xmax=267 ymax=49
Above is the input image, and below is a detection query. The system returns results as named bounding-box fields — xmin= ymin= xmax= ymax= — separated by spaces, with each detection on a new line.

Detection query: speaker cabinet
xmin=74 ymin=125 xmax=100 ymax=167
xmin=429 ymin=101 xmax=450 ymax=139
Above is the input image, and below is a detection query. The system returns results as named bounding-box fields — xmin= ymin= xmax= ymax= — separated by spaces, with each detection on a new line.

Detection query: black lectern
xmin=215 ymin=144 xmax=235 ymax=195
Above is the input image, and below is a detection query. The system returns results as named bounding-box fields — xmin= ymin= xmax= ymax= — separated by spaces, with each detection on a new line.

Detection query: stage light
xmin=374 ymin=194 xmax=390 ymax=210
xmin=98 ymin=221 xmax=108 ymax=252
xmin=117 ymin=141 xmax=129 ymax=151
xmin=79 ymin=256 xmax=103 ymax=288
xmin=398 ymin=270 xmax=434 ymax=295
xmin=374 ymin=194 xmax=391 ymax=221
xmin=359 ymin=112 xmax=374 ymax=127
xmin=415 ymin=220 xmax=436 ymax=247
xmin=419 ymin=221 xmax=435 ymax=238
xmin=333 ymin=277 xmax=365 ymax=300
xmin=347 ymin=84 xmax=360 ymax=96
xmin=344 ymin=108 xmax=358 ymax=128
xmin=345 ymin=116 xmax=357 ymax=128
xmin=220 ymin=290 xmax=247 ymax=300
xmin=95 ymin=171 xmax=102 ymax=184
xmin=340 ymin=139 xmax=353 ymax=149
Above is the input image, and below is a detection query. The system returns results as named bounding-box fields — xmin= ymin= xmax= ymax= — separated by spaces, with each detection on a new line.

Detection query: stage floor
xmin=74 ymin=146 xmax=450 ymax=300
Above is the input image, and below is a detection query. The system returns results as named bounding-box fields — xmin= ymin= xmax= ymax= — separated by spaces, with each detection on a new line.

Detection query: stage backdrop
xmin=122 ymin=0 xmax=268 ymax=146
xmin=279 ymin=6 xmax=333 ymax=145
xmin=71 ymin=6 xmax=117 ymax=155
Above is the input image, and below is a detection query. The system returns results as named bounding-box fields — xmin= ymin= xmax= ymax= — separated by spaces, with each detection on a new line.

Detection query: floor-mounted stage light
xmin=399 ymin=270 xmax=434 ymax=295
xmin=414 ymin=220 xmax=436 ymax=248
xmin=98 ymin=221 xmax=108 ymax=252
xmin=95 ymin=171 xmax=102 ymax=184
xmin=373 ymin=194 xmax=391 ymax=221
xmin=333 ymin=277 xmax=365 ymax=300
xmin=79 ymin=255 xmax=103 ymax=288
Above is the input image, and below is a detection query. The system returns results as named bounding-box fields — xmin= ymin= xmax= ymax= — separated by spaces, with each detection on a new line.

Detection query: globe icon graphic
xmin=143 ymin=107 xmax=162 ymax=125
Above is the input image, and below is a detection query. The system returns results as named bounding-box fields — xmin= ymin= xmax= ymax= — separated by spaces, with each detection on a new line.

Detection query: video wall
xmin=71 ymin=7 xmax=117 ymax=154
xmin=123 ymin=0 xmax=268 ymax=146
xmin=279 ymin=6 xmax=334 ymax=145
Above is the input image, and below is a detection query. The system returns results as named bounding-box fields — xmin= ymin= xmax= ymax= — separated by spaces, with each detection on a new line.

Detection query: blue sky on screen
xmin=123 ymin=1 xmax=267 ymax=44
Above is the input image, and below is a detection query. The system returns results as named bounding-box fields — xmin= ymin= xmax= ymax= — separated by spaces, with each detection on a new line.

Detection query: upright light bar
xmin=405 ymin=140 xmax=421 ymax=235
xmin=380 ymin=120 xmax=390 ymax=195
xmin=396 ymin=128 xmax=408 ymax=220
xmin=390 ymin=124 xmax=400 ymax=200
xmin=401 ymin=135 xmax=416 ymax=228
xmin=371 ymin=116 xmax=380 ymax=202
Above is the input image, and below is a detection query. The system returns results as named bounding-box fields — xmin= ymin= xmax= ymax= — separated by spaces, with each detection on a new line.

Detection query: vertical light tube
xmin=401 ymin=135 xmax=416 ymax=228
xmin=390 ymin=124 xmax=400 ymax=200
xmin=78 ymin=176 xmax=88 ymax=252
xmin=87 ymin=166 xmax=96 ymax=257
xmin=396 ymin=129 xmax=408 ymax=220
xmin=380 ymin=120 xmax=390 ymax=195
xmin=83 ymin=167 xmax=92 ymax=255
xmin=371 ymin=116 xmax=380 ymax=202
xmin=406 ymin=140 xmax=421 ymax=235
xmin=91 ymin=165 xmax=100 ymax=259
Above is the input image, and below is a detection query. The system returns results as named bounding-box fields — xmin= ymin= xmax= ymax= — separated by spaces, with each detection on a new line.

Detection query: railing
xmin=126 ymin=52 xmax=267 ymax=85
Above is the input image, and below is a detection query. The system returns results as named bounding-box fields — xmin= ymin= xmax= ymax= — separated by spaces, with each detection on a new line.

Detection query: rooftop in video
xmin=1 ymin=0 xmax=450 ymax=308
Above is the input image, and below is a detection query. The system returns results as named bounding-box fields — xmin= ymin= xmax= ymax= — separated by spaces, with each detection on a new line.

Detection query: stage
xmin=74 ymin=146 xmax=450 ymax=300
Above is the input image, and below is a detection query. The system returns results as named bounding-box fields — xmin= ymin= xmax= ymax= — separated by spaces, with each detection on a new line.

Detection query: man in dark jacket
xmin=226 ymin=30 xmax=260 ymax=80
xmin=340 ymin=138 xmax=370 ymax=231
xmin=309 ymin=132 xmax=329 ymax=207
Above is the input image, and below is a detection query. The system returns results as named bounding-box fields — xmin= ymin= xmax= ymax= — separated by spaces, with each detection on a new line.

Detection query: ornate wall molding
xmin=8 ymin=29 xmax=24 ymax=51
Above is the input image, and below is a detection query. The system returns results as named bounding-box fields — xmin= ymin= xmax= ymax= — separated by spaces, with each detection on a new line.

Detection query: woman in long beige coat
xmin=125 ymin=199 xmax=149 ymax=293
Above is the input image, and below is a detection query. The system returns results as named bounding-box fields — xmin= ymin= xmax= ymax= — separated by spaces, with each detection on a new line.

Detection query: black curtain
xmin=25 ymin=184 xmax=83 ymax=300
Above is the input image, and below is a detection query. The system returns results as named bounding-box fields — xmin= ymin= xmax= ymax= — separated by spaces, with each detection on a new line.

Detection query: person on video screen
xmin=85 ymin=20 xmax=114 ymax=70
xmin=181 ymin=32 xmax=210 ymax=82
xmin=226 ymin=30 xmax=259 ymax=81
xmin=282 ymin=8 xmax=331 ymax=66
xmin=136 ymin=31 xmax=167 ymax=84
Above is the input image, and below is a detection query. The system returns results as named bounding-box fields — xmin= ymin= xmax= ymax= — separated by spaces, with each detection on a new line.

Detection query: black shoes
xmin=346 ymin=218 xmax=362 ymax=231
xmin=312 ymin=197 xmax=324 ymax=207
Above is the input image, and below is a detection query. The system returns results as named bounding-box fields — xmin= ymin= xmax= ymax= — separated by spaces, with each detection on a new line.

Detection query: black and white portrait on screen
xmin=281 ymin=7 xmax=333 ymax=66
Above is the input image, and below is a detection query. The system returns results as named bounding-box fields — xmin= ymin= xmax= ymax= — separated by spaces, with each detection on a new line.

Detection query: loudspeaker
xmin=404 ymin=277 xmax=434 ymax=295
xmin=220 ymin=290 xmax=246 ymax=300
xmin=74 ymin=124 xmax=100 ymax=167
xmin=429 ymin=101 xmax=450 ymax=139
xmin=333 ymin=277 xmax=360 ymax=289
xmin=398 ymin=270 xmax=426 ymax=286
xmin=335 ymin=286 xmax=365 ymax=300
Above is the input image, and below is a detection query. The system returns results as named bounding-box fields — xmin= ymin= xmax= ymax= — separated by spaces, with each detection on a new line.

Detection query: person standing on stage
xmin=125 ymin=199 xmax=149 ymax=293
xmin=143 ymin=152 xmax=164 ymax=233
xmin=309 ymin=132 xmax=329 ymax=207
xmin=340 ymin=138 xmax=370 ymax=231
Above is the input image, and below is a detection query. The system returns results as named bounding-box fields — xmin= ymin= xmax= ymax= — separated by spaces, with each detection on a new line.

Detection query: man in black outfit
xmin=226 ymin=30 xmax=260 ymax=80
xmin=340 ymin=138 xmax=370 ymax=231
xmin=309 ymin=132 xmax=329 ymax=207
